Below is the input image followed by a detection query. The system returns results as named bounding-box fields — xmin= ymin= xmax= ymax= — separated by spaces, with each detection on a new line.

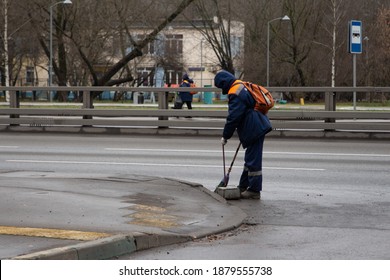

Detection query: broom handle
xmin=227 ymin=142 xmax=241 ymax=174
xmin=222 ymin=144 xmax=226 ymax=178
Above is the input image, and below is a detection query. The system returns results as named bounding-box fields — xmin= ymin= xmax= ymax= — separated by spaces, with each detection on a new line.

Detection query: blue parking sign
xmin=349 ymin=20 xmax=362 ymax=54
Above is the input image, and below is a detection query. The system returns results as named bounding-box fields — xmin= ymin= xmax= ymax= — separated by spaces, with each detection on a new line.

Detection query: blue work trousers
xmin=239 ymin=135 xmax=265 ymax=192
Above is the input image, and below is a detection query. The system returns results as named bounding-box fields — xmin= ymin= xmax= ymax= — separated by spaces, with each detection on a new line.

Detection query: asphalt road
xmin=1 ymin=132 xmax=389 ymax=192
xmin=1 ymin=132 xmax=390 ymax=259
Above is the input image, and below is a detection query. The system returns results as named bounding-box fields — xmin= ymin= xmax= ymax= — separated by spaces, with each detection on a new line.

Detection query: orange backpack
xmin=190 ymin=83 xmax=197 ymax=95
xmin=182 ymin=80 xmax=197 ymax=95
xmin=234 ymin=81 xmax=274 ymax=114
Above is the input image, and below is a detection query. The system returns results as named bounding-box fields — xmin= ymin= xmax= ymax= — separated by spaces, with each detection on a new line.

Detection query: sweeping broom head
xmin=214 ymin=177 xmax=241 ymax=200
xmin=215 ymin=179 xmax=226 ymax=190
xmin=214 ymin=175 xmax=228 ymax=192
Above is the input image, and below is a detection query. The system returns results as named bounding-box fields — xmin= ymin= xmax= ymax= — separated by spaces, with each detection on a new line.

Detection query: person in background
xmin=173 ymin=73 xmax=194 ymax=111
xmin=214 ymin=70 xmax=272 ymax=200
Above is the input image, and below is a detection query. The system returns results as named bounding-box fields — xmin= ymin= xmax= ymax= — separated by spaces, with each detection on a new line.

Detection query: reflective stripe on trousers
xmin=239 ymin=135 xmax=265 ymax=192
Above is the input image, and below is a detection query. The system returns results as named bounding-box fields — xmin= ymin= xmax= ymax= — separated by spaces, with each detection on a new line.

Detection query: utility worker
xmin=173 ymin=73 xmax=194 ymax=111
xmin=214 ymin=70 xmax=272 ymax=199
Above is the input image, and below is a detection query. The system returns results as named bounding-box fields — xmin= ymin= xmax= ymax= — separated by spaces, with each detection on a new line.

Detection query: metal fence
xmin=1 ymin=86 xmax=390 ymax=135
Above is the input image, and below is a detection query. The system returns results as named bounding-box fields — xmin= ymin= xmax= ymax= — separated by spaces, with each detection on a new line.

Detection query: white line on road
xmin=105 ymin=148 xmax=390 ymax=158
xmin=0 ymin=146 xmax=19 ymax=149
xmin=264 ymin=151 xmax=390 ymax=158
xmin=5 ymin=159 xmax=325 ymax=171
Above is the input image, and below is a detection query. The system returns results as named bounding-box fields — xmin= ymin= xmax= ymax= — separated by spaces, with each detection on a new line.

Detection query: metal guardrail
xmin=0 ymin=86 xmax=389 ymax=133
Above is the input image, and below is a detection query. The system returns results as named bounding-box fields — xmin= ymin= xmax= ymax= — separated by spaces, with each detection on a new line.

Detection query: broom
xmin=214 ymin=142 xmax=241 ymax=192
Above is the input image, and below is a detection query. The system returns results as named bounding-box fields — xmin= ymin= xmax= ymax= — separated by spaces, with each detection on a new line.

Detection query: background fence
xmin=1 ymin=86 xmax=389 ymax=137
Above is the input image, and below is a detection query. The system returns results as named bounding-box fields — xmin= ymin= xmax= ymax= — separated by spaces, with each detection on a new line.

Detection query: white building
xmin=131 ymin=18 xmax=245 ymax=89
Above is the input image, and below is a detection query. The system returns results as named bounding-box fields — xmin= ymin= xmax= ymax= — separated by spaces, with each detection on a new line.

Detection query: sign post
xmin=348 ymin=20 xmax=362 ymax=110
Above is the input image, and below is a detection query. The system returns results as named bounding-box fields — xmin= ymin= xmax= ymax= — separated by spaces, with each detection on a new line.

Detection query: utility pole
xmin=2 ymin=0 xmax=10 ymax=102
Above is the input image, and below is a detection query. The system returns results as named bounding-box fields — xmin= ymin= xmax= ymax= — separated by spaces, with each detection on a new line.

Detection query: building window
xmin=165 ymin=69 xmax=183 ymax=85
xmin=144 ymin=39 xmax=155 ymax=55
xmin=165 ymin=34 xmax=183 ymax=55
xmin=131 ymin=33 xmax=183 ymax=57
xmin=26 ymin=66 xmax=35 ymax=85
xmin=136 ymin=68 xmax=154 ymax=86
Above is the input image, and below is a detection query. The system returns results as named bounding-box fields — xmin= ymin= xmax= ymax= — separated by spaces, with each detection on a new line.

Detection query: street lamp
xmin=2 ymin=0 xmax=32 ymax=102
xmin=200 ymin=39 xmax=204 ymax=87
xmin=266 ymin=15 xmax=290 ymax=87
xmin=49 ymin=0 xmax=72 ymax=96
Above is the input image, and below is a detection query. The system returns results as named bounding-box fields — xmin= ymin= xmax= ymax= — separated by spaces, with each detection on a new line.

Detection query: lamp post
xmin=3 ymin=0 xmax=9 ymax=102
xmin=49 ymin=0 xmax=72 ymax=100
xmin=200 ymin=39 xmax=204 ymax=87
xmin=2 ymin=0 xmax=32 ymax=102
xmin=266 ymin=15 xmax=290 ymax=87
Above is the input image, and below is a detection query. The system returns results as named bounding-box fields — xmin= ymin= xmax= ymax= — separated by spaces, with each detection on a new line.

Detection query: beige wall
xmin=134 ymin=20 xmax=244 ymax=87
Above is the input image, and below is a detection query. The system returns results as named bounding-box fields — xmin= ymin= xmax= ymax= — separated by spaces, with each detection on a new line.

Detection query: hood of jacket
xmin=182 ymin=73 xmax=189 ymax=81
xmin=214 ymin=70 xmax=236 ymax=95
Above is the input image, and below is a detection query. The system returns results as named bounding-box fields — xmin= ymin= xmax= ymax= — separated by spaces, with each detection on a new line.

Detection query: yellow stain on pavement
xmin=0 ymin=226 xmax=111 ymax=241
xmin=126 ymin=204 xmax=179 ymax=228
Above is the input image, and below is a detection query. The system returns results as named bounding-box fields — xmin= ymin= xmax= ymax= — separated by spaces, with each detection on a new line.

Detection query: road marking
xmin=6 ymin=159 xmax=325 ymax=171
xmin=0 ymin=146 xmax=19 ymax=149
xmin=105 ymin=148 xmax=390 ymax=158
xmin=0 ymin=226 xmax=111 ymax=241
xmin=264 ymin=151 xmax=390 ymax=157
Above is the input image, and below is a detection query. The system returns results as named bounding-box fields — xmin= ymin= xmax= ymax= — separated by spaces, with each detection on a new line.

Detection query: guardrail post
xmin=9 ymin=90 xmax=20 ymax=126
xmin=325 ymin=92 xmax=336 ymax=131
xmin=325 ymin=92 xmax=336 ymax=115
xmin=325 ymin=91 xmax=336 ymax=112
xmin=82 ymin=91 xmax=93 ymax=124
xmin=9 ymin=90 xmax=20 ymax=124
xmin=158 ymin=91 xmax=169 ymax=128
xmin=82 ymin=90 xmax=93 ymax=109
xmin=9 ymin=90 xmax=19 ymax=108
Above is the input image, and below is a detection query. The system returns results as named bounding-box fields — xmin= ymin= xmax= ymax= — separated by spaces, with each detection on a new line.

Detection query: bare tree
xmin=4 ymin=0 xmax=390 ymax=104
xmin=239 ymin=0 xmax=278 ymax=83
xmin=2 ymin=0 xmax=40 ymax=86
xmin=373 ymin=6 xmax=390 ymax=102
xmin=93 ymin=0 xmax=195 ymax=87
xmin=26 ymin=0 xmax=194 ymax=99
xmin=189 ymin=0 xmax=241 ymax=75
xmin=320 ymin=0 xmax=346 ymax=87
xmin=280 ymin=0 xmax=323 ymax=87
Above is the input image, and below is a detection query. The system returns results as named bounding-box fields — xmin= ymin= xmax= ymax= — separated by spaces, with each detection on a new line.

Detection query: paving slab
xmin=0 ymin=171 xmax=245 ymax=259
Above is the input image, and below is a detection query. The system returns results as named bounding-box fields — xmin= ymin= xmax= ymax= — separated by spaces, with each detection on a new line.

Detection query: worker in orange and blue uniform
xmin=214 ymin=70 xmax=272 ymax=199
xmin=173 ymin=73 xmax=194 ymax=110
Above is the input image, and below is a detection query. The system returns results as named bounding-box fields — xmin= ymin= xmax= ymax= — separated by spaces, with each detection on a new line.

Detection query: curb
xmin=12 ymin=233 xmax=192 ymax=260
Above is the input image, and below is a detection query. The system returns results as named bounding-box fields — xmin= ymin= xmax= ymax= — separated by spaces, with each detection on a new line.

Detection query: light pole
xmin=2 ymin=0 xmax=32 ymax=102
xmin=3 ymin=0 xmax=9 ymax=102
xmin=266 ymin=15 xmax=290 ymax=87
xmin=49 ymin=0 xmax=72 ymax=100
xmin=200 ymin=39 xmax=204 ymax=87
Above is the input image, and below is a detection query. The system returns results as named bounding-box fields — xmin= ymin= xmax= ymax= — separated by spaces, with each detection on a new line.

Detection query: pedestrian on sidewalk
xmin=173 ymin=73 xmax=194 ymax=111
xmin=214 ymin=70 xmax=272 ymax=199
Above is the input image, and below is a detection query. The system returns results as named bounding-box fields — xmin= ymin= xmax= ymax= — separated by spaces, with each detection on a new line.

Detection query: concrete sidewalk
xmin=0 ymin=171 xmax=245 ymax=260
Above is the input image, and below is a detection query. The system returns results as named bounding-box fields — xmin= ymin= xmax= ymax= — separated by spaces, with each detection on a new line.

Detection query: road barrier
xmin=0 ymin=86 xmax=389 ymax=136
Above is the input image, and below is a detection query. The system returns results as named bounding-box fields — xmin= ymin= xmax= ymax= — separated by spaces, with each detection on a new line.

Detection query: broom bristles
xmin=214 ymin=175 xmax=229 ymax=192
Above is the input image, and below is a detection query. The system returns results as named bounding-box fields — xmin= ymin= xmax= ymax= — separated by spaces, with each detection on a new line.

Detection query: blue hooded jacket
xmin=178 ymin=73 xmax=194 ymax=102
xmin=214 ymin=70 xmax=272 ymax=148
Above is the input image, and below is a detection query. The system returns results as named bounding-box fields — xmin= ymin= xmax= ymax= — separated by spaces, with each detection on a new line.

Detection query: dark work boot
xmin=237 ymin=185 xmax=247 ymax=193
xmin=241 ymin=190 xmax=261 ymax=200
